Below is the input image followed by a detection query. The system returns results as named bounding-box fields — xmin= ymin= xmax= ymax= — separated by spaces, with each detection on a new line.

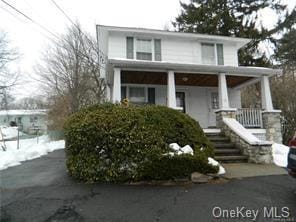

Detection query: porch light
xmin=182 ymin=77 xmax=189 ymax=82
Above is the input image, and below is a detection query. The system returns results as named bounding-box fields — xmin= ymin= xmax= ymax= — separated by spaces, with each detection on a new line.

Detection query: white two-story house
xmin=96 ymin=25 xmax=282 ymax=163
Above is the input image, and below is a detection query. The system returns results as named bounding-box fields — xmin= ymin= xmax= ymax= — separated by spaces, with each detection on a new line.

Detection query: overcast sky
xmin=0 ymin=0 xmax=295 ymax=99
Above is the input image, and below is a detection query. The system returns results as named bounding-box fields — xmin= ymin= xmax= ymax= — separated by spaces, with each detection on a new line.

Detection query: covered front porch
xmin=108 ymin=59 xmax=281 ymax=131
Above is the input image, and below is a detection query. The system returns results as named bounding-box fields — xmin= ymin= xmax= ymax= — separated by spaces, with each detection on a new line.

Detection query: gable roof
xmin=97 ymin=25 xmax=251 ymax=49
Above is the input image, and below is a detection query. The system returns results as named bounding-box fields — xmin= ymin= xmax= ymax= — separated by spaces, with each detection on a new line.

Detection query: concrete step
xmin=213 ymin=143 xmax=236 ymax=149
xmin=208 ymin=136 xmax=230 ymax=142
xmin=214 ymin=149 xmax=241 ymax=155
xmin=205 ymin=133 xmax=224 ymax=137
xmin=214 ymin=155 xmax=249 ymax=163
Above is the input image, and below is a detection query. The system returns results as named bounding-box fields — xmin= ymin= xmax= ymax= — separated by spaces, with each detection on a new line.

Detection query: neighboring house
xmin=97 ymin=25 xmax=282 ymax=163
xmin=0 ymin=110 xmax=47 ymax=134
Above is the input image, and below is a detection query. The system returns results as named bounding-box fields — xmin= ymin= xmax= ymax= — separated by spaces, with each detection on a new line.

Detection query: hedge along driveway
xmin=64 ymin=104 xmax=217 ymax=183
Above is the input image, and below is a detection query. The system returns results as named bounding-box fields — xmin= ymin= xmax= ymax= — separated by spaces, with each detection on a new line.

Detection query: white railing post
xmin=235 ymin=108 xmax=263 ymax=128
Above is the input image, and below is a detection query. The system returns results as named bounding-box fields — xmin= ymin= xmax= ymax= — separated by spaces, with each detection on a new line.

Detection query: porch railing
xmin=236 ymin=108 xmax=263 ymax=128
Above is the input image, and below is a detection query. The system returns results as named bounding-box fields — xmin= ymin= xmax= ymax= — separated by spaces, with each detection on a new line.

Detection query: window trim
xmin=122 ymin=85 xmax=149 ymax=103
xmin=126 ymin=37 xmax=161 ymax=61
xmin=121 ymin=85 xmax=157 ymax=105
xmin=128 ymin=86 xmax=147 ymax=103
xmin=135 ymin=38 xmax=153 ymax=61
xmin=201 ymin=42 xmax=224 ymax=65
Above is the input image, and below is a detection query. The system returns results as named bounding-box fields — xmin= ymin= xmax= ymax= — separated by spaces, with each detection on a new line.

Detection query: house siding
xmin=223 ymin=42 xmax=239 ymax=66
xmin=0 ymin=114 xmax=47 ymax=134
xmin=161 ymin=38 xmax=200 ymax=64
xmin=105 ymin=32 xmax=239 ymax=66
xmin=108 ymin=34 xmax=126 ymax=59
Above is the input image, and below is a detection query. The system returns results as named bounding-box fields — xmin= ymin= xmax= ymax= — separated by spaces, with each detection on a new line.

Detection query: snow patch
xmin=180 ymin=145 xmax=194 ymax=155
xmin=0 ymin=135 xmax=65 ymax=171
xmin=1 ymin=126 xmax=24 ymax=140
xmin=169 ymin=143 xmax=181 ymax=151
xmin=272 ymin=143 xmax=289 ymax=167
xmin=169 ymin=143 xmax=226 ymax=175
xmin=169 ymin=143 xmax=194 ymax=155
xmin=208 ymin=157 xmax=226 ymax=175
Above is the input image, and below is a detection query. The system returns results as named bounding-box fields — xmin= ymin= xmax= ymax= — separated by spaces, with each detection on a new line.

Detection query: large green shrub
xmin=64 ymin=103 xmax=217 ymax=182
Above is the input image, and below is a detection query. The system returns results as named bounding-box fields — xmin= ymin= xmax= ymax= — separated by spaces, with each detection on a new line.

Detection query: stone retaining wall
xmin=262 ymin=111 xmax=282 ymax=144
xmin=222 ymin=123 xmax=273 ymax=164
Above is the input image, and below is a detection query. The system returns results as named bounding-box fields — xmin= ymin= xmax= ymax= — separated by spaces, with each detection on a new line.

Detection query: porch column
xmin=218 ymin=73 xmax=230 ymax=109
xmin=167 ymin=70 xmax=177 ymax=108
xmin=261 ymin=75 xmax=273 ymax=111
xmin=112 ymin=67 xmax=121 ymax=103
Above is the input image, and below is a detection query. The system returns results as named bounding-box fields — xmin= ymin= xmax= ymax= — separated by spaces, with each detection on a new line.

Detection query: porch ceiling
xmin=121 ymin=71 xmax=253 ymax=87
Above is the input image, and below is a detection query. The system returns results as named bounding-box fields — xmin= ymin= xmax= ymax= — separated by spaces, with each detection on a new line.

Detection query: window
xmin=121 ymin=86 xmax=127 ymax=101
xmin=154 ymin=39 xmax=162 ymax=61
xmin=216 ymin=44 xmax=224 ymax=65
xmin=129 ymin=87 xmax=146 ymax=103
xmin=121 ymin=86 xmax=156 ymax=104
xmin=201 ymin=43 xmax=224 ymax=65
xmin=202 ymin=43 xmax=216 ymax=65
xmin=30 ymin=116 xmax=38 ymax=123
xmin=148 ymin=88 xmax=155 ymax=104
xmin=211 ymin=92 xmax=219 ymax=109
xmin=126 ymin=37 xmax=134 ymax=59
xmin=136 ymin=39 xmax=152 ymax=60
xmin=176 ymin=92 xmax=186 ymax=113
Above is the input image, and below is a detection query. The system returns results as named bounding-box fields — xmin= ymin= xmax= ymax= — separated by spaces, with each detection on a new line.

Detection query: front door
xmin=176 ymin=92 xmax=186 ymax=113
xmin=207 ymin=90 xmax=219 ymax=127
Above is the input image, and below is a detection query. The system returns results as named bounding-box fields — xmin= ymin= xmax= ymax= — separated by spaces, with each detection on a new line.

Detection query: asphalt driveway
xmin=1 ymin=150 xmax=296 ymax=222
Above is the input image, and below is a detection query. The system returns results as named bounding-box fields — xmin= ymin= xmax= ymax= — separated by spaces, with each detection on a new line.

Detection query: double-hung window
xmin=136 ymin=39 xmax=152 ymax=61
xmin=201 ymin=43 xmax=224 ymax=65
xmin=126 ymin=37 xmax=162 ymax=61
xmin=129 ymin=87 xmax=146 ymax=103
xmin=121 ymin=86 xmax=155 ymax=104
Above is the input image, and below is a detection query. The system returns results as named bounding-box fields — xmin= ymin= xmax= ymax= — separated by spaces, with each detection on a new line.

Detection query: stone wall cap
xmin=223 ymin=117 xmax=272 ymax=146
xmin=262 ymin=110 xmax=282 ymax=114
xmin=256 ymin=141 xmax=273 ymax=146
xmin=215 ymin=108 xmax=237 ymax=113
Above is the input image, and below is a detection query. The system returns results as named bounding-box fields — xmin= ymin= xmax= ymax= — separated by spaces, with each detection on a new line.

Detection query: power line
xmin=0 ymin=0 xmax=60 ymax=40
xmin=48 ymin=0 xmax=107 ymax=63
xmin=0 ymin=0 xmax=105 ymax=70
xmin=50 ymin=0 xmax=76 ymax=28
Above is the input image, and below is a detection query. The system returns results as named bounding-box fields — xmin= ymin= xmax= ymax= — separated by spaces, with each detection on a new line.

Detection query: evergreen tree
xmin=275 ymin=28 xmax=296 ymax=70
xmin=173 ymin=0 xmax=296 ymax=67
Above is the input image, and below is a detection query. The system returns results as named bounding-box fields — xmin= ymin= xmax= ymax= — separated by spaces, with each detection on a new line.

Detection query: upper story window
xmin=126 ymin=37 xmax=134 ymax=59
xmin=126 ymin=37 xmax=161 ymax=61
xmin=201 ymin=43 xmax=224 ymax=65
xmin=136 ymin=39 xmax=152 ymax=61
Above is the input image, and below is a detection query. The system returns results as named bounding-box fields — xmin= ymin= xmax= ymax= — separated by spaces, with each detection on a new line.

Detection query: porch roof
xmin=109 ymin=59 xmax=282 ymax=77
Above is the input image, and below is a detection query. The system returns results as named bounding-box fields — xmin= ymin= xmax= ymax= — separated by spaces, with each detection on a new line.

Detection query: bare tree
xmin=271 ymin=69 xmax=296 ymax=144
xmin=0 ymin=31 xmax=19 ymax=90
xmin=36 ymin=23 xmax=106 ymax=130
xmin=9 ymin=96 xmax=47 ymax=110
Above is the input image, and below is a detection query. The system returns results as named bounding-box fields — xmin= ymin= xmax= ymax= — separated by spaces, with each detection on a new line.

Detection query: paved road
xmin=1 ymin=150 xmax=296 ymax=222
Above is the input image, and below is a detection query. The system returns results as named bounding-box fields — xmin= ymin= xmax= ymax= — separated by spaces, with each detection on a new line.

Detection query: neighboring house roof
xmin=109 ymin=59 xmax=282 ymax=77
xmin=97 ymin=25 xmax=251 ymax=49
xmin=0 ymin=110 xmax=47 ymax=116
